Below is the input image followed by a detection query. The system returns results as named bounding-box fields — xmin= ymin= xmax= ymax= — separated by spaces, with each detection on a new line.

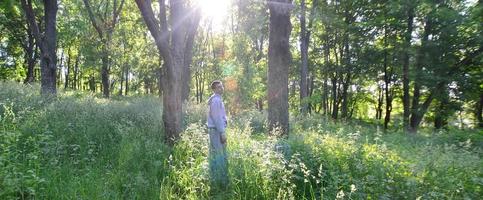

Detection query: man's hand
xmin=220 ymin=133 xmax=227 ymax=145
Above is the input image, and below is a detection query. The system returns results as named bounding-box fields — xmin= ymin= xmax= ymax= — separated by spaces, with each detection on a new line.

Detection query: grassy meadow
xmin=1 ymin=82 xmax=481 ymax=199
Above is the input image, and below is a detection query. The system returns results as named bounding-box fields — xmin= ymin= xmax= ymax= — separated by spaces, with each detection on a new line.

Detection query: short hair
xmin=211 ymin=80 xmax=222 ymax=90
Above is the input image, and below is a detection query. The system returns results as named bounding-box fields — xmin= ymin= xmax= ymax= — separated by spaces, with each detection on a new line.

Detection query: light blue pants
xmin=208 ymin=128 xmax=229 ymax=188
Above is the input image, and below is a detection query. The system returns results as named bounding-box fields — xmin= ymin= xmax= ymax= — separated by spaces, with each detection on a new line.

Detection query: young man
xmin=207 ymin=80 xmax=229 ymax=188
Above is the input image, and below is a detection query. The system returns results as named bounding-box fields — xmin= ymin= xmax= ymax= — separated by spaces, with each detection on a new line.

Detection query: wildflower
xmin=336 ymin=190 xmax=345 ymax=199
xmin=351 ymin=184 xmax=357 ymax=193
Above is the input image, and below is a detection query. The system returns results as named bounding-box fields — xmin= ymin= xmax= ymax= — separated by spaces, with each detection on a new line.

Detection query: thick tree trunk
xmin=267 ymin=0 xmax=293 ymax=136
xmin=136 ymin=0 xmax=200 ymax=145
xmin=101 ymin=47 xmax=110 ymax=97
xmin=21 ymin=0 xmax=58 ymax=95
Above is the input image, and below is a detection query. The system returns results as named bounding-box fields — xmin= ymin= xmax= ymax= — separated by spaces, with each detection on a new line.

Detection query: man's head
xmin=211 ymin=80 xmax=224 ymax=95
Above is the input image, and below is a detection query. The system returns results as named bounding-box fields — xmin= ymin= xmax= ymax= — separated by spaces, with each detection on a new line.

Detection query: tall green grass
xmin=1 ymin=81 xmax=482 ymax=199
xmin=1 ymin=82 xmax=167 ymax=199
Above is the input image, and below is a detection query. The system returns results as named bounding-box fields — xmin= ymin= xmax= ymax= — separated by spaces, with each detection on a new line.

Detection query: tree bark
xmin=299 ymin=0 xmax=318 ymax=114
xmin=402 ymin=1 xmax=414 ymax=131
xmin=21 ymin=0 xmax=58 ymax=95
xmin=267 ymin=0 xmax=293 ymax=136
xmin=136 ymin=0 xmax=200 ymax=145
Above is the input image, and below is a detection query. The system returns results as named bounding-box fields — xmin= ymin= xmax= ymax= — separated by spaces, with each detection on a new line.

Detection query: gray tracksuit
xmin=207 ymin=93 xmax=228 ymax=186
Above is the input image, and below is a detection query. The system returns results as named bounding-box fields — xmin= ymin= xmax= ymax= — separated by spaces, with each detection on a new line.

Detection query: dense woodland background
xmin=1 ymin=0 xmax=482 ymax=199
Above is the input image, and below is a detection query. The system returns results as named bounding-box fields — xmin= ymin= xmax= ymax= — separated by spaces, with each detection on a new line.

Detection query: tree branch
xmin=83 ymin=0 xmax=104 ymax=38
xmin=20 ymin=0 xmax=43 ymax=52
xmin=112 ymin=0 xmax=126 ymax=30
xmin=135 ymin=0 xmax=170 ymax=61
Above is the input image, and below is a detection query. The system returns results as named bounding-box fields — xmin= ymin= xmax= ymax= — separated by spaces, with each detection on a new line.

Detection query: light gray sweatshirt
xmin=207 ymin=93 xmax=227 ymax=135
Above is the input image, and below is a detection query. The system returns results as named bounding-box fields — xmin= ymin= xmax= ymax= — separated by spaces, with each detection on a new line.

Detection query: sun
xmin=193 ymin=0 xmax=232 ymax=31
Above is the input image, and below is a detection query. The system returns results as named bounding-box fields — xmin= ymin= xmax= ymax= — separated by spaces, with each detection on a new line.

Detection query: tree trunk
xmin=434 ymin=109 xmax=447 ymax=130
xmin=83 ymin=0 xmax=125 ymax=98
xmin=101 ymin=46 xmax=110 ymax=97
xmin=182 ymin=10 xmax=201 ymax=102
xmin=308 ymin=75 xmax=315 ymax=113
xmin=73 ymin=52 xmax=80 ymax=90
xmin=89 ymin=76 xmax=95 ymax=92
xmin=383 ymin=27 xmax=393 ymax=130
xmin=300 ymin=0 xmax=318 ymax=114
xmin=41 ymin=0 xmax=57 ymax=95
xmin=409 ymin=16 xmax=432 ymax=133
xmin=340 ymin=73 xmax=350 ymax=118
xmin=195 ymin=71 xmax=200 ymax=103
xmin=136 ymin=0 xmax=200 ymax=145
xmin=376 ymin=84 xmax=383 ymax=120
xmin=57 ymin=50 xmax=64 ymax=88
xmin=267 ymin=0 xmax=293 ymax=136
xmin=299 ymin=0 xmax=309 ymax=114
xmin=125 ymin=66 xmax=129 ymax=96
xmin=323 ymin=27 xmax=330 ymax=116
xmin=434 ymin=90 xmax=449 ymax=130
xmin=340 ymin=4 xmax=353 ymax=119
xmin=65 ymin=47 xmax=72 ymax=89
xmin=322 ymin=77 xmax=328 ymax=115
xmin=478 ymin=93 xmax=483 ymax=128
xmin=23 ymin=23 xmax=37 ymax=84
xmin=21 ymin=0 xmax=58 ymax=95
xmin=331 ymin=75 xmax=338 ymax=119
xmin=402 ymin=1 xmax=414 ymax=131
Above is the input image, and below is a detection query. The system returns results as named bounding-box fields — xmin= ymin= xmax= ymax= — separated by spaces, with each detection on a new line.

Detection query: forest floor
xmin=1 ymin=82 xmax=482 ymax=199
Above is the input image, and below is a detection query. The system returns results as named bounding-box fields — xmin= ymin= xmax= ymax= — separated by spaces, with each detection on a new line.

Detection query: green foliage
xmin=0 ymin=82 xmax=166 ymax=199
xmin=1 ymin=82 xmax=482 ymax=199
xmin=162 ymin=108 xmax=482 ymax=199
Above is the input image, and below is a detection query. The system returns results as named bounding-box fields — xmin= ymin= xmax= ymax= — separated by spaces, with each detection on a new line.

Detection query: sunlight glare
xmin=194 ymin=0 xmax=232 ymax=32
